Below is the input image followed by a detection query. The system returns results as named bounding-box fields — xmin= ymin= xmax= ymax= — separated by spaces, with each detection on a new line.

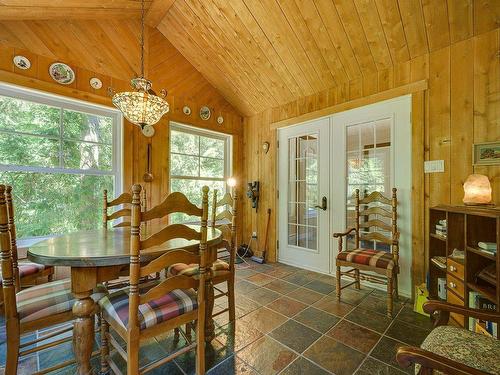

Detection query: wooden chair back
xmin=353 ymin=188 xmax=399 ymax=263
xmin=0 ymin=185 xmax=18 ymax=320
xmin=127 ymin=184 xmax=209 ymax=334
xmin=103 ymin=189 xmax=147 ymax=228
xmin=210 ymin=188 xmax=237 ymax=270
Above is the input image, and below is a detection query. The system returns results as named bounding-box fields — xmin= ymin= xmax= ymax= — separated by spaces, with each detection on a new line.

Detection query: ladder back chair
xmin=0 ymin=186 xmax=55 ymax=311
xmin=168 ymin=187 xmax=237 ymax=324
xmin=0 ymin=185 xmax=106 ymax=374
xmin=103 ymin=188 xmax=147 ymax=228
xmin=334 ymin=188 xmax=400 ymax=318
xmin=99 ymin=185 xmax=209 ymax=375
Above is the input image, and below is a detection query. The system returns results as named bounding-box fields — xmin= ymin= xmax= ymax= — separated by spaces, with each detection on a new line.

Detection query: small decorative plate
xmin=183 ymin=105 xmax=192 ymax=116
xmin=200 ymin=106 xmax=211 ymax=121
xmin=142 ymin=125 xmax=155 ymax=137
xmin=49 ymin=62 xmax=75 ymax=85
xmin=89 ymin=77 xmax=103 ymax=90
xmin=217 ymin=116 xmax=224 ymax=125
xmin=13 ymin=55 xmax=31 ymax=70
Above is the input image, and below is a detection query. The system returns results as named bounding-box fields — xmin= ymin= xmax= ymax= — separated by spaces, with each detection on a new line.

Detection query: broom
xmin=251 ymin=208 xmax=271 ymax=264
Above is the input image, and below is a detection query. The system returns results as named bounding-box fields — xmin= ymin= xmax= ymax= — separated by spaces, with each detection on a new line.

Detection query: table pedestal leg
xmin=205 ymin=279 xmax=215 ymax=342
xmin=73 ymin=291 xmax=95 ymax=375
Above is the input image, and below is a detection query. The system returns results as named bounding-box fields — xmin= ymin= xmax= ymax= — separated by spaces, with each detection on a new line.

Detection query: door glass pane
xmin=346 ymin=119 xmax=392 ymax=251
xmin=288 ymin=133 xmax=319 ymax=250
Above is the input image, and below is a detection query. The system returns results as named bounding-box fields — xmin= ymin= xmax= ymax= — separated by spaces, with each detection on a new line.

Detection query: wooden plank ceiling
xmin=0 ymin=0 xmax=499 ymax=116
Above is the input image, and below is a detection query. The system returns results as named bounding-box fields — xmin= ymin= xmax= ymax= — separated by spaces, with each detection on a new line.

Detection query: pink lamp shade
xmin=463 ymin=174 xmax=492 ymax=205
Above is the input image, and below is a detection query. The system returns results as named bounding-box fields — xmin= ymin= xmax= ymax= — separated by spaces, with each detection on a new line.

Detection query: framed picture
xmin=473 ymin=141 xmax=500 ymax=166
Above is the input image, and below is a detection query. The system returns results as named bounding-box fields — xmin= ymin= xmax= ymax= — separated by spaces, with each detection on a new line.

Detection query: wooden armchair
xmin=0 ymin=186 xmax=55 ymax=312
xmin=396 ymin=301 xmax=500 ymax=375
xmin=334 ymin=188 xmax=399 ymax=317
xmin=167 ymin=187 xmax=237 ymax=324
xmin=99 ymin=185 xmax=209 ymax=375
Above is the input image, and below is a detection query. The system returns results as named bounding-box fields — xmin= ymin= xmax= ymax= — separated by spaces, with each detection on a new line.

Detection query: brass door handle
xmin=314 ymin=196 xmax=327 ymax=211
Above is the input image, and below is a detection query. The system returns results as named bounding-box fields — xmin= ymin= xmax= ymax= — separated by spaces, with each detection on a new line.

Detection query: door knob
xmin=314 ymin=196 xmax=327 ymax=211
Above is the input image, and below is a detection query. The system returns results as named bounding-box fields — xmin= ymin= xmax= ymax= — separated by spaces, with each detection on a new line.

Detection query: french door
xmin=278 ymin=96 xmax=412 ymax=295
xmin=278 ymin=118 xmax=330 ymax=273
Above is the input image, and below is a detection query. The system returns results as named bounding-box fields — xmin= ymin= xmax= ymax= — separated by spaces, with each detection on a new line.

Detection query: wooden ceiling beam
xmin=145 ymin=0 xmax=176 ymax=28
xmin=0 ymin=7 xmax=141 ymax=20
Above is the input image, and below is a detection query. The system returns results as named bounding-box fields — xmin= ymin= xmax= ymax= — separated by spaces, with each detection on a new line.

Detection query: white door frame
xmin=276 ymin=95 xmax=413 ymax=297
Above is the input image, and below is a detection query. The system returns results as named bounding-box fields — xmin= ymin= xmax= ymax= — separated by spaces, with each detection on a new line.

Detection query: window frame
xmin=169 ymin=121 xmax=232 ymax=192
xmin=0 ymin=82 xmax=123 ymax=186
xmin=0 ymin=82 xmax=123 ymax=239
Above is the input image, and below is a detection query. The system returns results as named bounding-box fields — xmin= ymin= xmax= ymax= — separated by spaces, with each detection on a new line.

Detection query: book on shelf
xmin=478 ymin=242 xmax=497 ymax=251
xmin=469 ymin=291 xmax=497 ymax=337
xmin=431 ymin=256 xmax=446 ymax=269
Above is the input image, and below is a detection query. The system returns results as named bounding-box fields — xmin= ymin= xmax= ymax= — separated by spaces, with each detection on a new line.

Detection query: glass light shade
xmin=227 ymin=177 xmax=237 ymax=187
xmin=112 ymin=90 xmax=169 ymax=128
xmin=463 ymin=174 xmax=492 ymax=205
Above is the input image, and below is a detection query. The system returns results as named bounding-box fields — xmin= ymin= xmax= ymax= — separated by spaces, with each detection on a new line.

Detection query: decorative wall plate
xmin=183 ymin=105 xmax=192 ymax=115
xmin=200 ymin=106 xmax=211 ymax=121
xmin=13 ymin=55 xmax=31 ymax=70
xmin=89 ymin=77 xmax=103 ymax=90
xmin=49 ymin=62 xmax=75 ymax=85
xmin=217 ymin=115 xmax=224 ymax=125
xmin=142 ymin=125 xmax=155 ymax=137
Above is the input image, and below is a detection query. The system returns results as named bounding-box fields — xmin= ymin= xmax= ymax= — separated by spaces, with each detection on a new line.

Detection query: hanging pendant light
xmin=112 ymin=0 xmax=169 ymax=129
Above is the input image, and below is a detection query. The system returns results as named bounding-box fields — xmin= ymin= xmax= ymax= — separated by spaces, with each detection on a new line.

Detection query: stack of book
xmin=435 ymin=219 xmax=447 ymax=238
xmin=478 ymin=242 xmax=497 ymax=256
xmin=469 ymin=291 xmax=497 ymax=337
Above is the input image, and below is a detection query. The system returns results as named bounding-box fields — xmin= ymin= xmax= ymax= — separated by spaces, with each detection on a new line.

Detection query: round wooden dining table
xmin=28 ymin=224 xmax=222 ymax=375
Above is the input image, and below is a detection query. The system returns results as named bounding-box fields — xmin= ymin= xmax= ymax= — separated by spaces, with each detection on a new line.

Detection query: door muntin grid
xmin=288 ymin=134 xmax=319 ymax=251
xmin=345 ymin=118 xmax=392 ymax=251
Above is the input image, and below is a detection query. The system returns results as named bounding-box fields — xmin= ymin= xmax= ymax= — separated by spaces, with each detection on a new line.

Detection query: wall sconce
xmin=463 ymin=174 xmax=492 ymax=205
xmin=262 ymin=141 xmax=270 ymax=154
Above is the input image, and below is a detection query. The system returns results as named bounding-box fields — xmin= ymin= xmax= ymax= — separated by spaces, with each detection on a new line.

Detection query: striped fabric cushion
xmin=167 ymin=259 xmax=230 ymax=277
xmin=99 ymin=281 xmax=198 ymax=331
xmin=16 ymin=279 xmax=107 ymax=324
xmin=337 ymin=248 xmax=394 ymax=270
xmin=0 ymin=262 xmax=47 ymax=285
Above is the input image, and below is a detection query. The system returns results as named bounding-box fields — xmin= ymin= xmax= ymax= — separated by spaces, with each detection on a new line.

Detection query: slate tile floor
xmin=0 ymin=261 xmax=433 ymax=374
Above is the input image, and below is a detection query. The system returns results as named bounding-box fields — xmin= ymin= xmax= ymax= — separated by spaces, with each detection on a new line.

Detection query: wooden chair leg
xmin=100 ymin=317 xmax=110 ymax=375
xmin=127 ymin=332 xmax=140 ymax=375
xmin=5 ymin=323 xmax=19 ymax=375
xmin=354 ymin=269 xmax=361 ymax=289
xmin=387 ymin=275 xmax=393 ymax=319
xmin=47 ymin=272 xmax=54 ymax=282
xmin=196 ymin=320 xmax=205 ymax=375
xmin=394 ymin=273 xmax=399 ymax=302
xmin=186 ymin=322 xmax=192 ymax=340
xmin=336 ymin=265 xmax=341 ymax=301
xmin=228 ymin=278 xmax=236 ymax=323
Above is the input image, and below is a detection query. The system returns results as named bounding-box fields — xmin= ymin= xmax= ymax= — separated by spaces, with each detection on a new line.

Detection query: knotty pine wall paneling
xmin=243 ymin=29 xmax=500 ymax=292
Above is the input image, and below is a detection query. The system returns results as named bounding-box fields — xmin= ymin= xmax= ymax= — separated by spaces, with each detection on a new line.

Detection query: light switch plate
xmin=424 ymin=160 xmax=445 ymax=173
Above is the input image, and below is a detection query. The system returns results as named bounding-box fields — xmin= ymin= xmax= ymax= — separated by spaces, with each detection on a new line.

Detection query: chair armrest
xmin=396 ymin=346 xmax=489 ymax=375
xmin=333 ymin=228 xmax=356 ymax=238
xmin=424 ymin=300 xmax=500 ymax=327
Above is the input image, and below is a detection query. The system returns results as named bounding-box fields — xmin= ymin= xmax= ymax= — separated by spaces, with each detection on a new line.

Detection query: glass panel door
xmin=288 ymin=134 xmax=318 ymax=251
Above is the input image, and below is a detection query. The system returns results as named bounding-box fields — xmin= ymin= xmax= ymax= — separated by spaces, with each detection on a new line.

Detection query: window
xmin=169 ymin=123 xmax=231 ymax=222
xmin=0 ymin=84 xmax=122 ymax=239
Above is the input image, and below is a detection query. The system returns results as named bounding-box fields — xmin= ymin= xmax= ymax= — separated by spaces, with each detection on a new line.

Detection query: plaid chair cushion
xmin=337 ymin=248 xmax=394 ymax=270
xmin=16 ymin=279 xmax=107 ymax=324
xmin=99 ymin=281 xmax=198 ymax=331
xmin=167 ymin=259 xmax=230 ymax=277
xmin=0 ymin=262 xmax=47 ymax=285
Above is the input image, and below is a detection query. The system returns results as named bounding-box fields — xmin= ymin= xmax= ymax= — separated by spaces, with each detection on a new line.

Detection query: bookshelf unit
xmin=428 ymin=205 xmax=499 ymax=335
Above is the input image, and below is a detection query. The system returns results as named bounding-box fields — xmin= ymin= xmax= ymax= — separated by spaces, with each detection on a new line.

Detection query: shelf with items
xmin=428 ymin=205 xmax=499 ymax=330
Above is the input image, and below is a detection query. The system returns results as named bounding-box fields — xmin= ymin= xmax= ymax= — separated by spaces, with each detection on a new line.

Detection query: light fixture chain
xmin=141 ymin=0 xmax=145 ymax=78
